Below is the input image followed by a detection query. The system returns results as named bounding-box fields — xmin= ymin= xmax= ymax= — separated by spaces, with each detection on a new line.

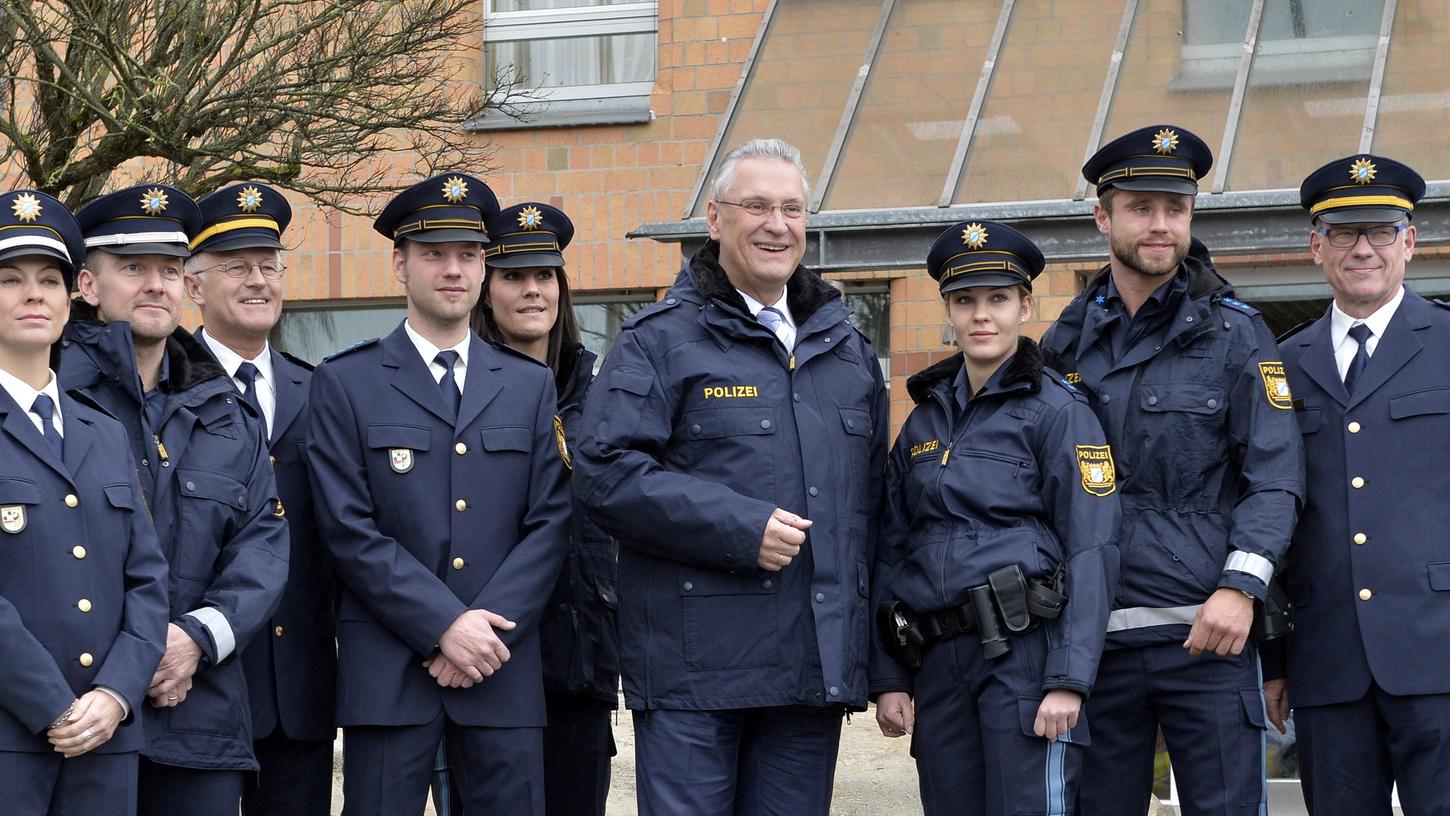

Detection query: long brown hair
xmin=471 ymin=264 xmax=582 ymax=375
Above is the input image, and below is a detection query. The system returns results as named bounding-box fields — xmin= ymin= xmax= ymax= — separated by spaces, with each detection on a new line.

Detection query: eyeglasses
xmin=203 ymin=260 xmax=286 ymax=279
xmin=1317 ymin=224 xmax=1407 ymax=248
xmin=714 ymin=199 xmax=807 ymax=220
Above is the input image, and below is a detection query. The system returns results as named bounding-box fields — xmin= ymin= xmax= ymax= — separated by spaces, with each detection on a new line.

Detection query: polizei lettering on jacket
xmin=702 ymin=384 xmax=760 ymax=399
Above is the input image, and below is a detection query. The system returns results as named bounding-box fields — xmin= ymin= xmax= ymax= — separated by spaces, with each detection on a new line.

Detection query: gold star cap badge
xmin=517 ymin=205 xmax=544 ymax=231
xmin=442 ymin=176 xmax=469 ymax=203
xmin=961 ymin=223 xmax=989 ymax=249
xmin=140 ymin=188 xmax=170 ymax=215
xmin=1349 ymin=157 xmax=1377 ymax=185
xmin=10 ymin=193 xmax=42 ymax=223
xmin=1152 ymin=128 xmax=1179 ymax=155
xmin=236 ymin=186 xmax=264 ymax=212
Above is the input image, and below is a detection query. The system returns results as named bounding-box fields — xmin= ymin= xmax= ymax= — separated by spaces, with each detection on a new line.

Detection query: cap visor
xmin=401 ymin=229 xmax=489 ymax=245
xmin=1104 ymin=177 xmax=1199 ymax=196
xmin=197 ymin=234 xmax=285 ymax=253
xmin=1315 ymin=206 xmax=1409 ymax=225
xmin=93 ymin=242 xmax=190 ymax=258
xmin=940 ymin=272 xmax=1028 ymax=294
xmin=0 ymin=244 xmax=72 ymax=269
xmin=486 ymin=251 xmax=565 ymax=269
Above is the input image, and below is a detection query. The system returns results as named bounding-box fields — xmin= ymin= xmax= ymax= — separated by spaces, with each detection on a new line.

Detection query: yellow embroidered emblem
xmin=1258 ymin=361 xmax=1292 ymax=410
xmin=554 ymin=415 xmax=572 ymax=469
xmin=702 ymin=384 xmax=760 ymax=399
xmin=236 ymin=186 xmax=264 ymax=213
xmin=909 ymin=439 xmax=940 ymax=458
xmin=139 ymin=188 xmax=169 ymax=215
xmin=10 ymin=193 xmax=42 ymax=223
xmin=1076 ymin=445 xmax=1116 ymax=496
xmin=961 ymin=223 xmax=989 ymax=249
xmin=518 ymin=205 xmax=544 ymax=231
xmin=1349 ymin=158 xmax=1377 ymax=185
xmin=1064 ymin=372 xmax=1082 ymax=384
xmin=441 ymin=176 xmax=468 ymax=203
xmin=1152 ymin=128 xmax=1179 ymax=155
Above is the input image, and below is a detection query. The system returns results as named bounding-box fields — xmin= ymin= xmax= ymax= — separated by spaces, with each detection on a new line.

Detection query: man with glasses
xmin=575 ymin=138 xmax=888 ymax=815
xmin=184 ymin=184 xmax=337 ymax=816
xmin=61 ymin=184 xmax=287 ymax=815
xmin=1265 ymin=155 xmax=1450 ymax=815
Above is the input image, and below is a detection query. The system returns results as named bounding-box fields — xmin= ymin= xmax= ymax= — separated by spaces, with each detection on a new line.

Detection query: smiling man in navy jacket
xmin=306 ymin=173 xmax=571 ymax=816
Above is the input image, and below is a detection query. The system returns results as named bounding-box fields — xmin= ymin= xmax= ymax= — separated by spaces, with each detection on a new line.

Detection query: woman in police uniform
xmin=0 ymin=189 xmax=169 ymax=814
xmin=871 ymin=221 xmax=1120 ymax=816
xmin=471 ymin=202 xmax=619 ymax=816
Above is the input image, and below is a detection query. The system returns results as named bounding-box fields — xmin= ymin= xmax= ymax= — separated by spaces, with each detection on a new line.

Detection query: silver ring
xmin=81 ymin=728 xmax=92 ymax=740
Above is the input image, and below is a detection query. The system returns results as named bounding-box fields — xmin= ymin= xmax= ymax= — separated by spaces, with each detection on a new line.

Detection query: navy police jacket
xmin=575 ymin=241 xmax=889 ymax=712
xmin=1273 ymin=290 xmax=1450 ymax=706
xmin=0 ymin=388 xmax=169 ymax=754
xmin=220 ymin=342 xmax=337 ymax=743
xmin=60 ymin=301 xmax=288 ymax=770
xmin=1040 ymin=258 xmax=1303 ymax=648
xmin=541 ymin=343 xmax=620 ymax=705
xmin=305 ymin=323 xmax=571 ymax=728
xmin=870 ymin=342 xmax=1121 ymax=697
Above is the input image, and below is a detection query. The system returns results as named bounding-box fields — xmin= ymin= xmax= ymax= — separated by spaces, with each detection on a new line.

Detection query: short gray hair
xmin=710 ymin=138 xmax=811 ymax=202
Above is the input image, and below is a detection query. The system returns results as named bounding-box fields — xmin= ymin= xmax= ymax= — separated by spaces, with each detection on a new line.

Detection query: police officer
xmin=872 ymin=221 xmax=1120 ymax=816
xmin=0 ymin=189 xmax=169 ymax=815
xmin=182 ymin=183 xmax=337 ymax=816
xmin=473 ymin=202 xmax=620 ymax=816
xmin=1039 ymin=125 xmax=1304 ymax=816
xmin=1264 ymin=155 xmax=1450 ymax=814
xmin=305 ymin=174 xmax=571 ymax=816
xmin=574 ymin=138 xmax=889 ymax=816
xmin=61 ymin=184 xmax=289 ymax=815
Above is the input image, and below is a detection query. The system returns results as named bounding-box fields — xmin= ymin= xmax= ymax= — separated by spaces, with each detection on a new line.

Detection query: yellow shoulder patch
xmin=554 ymin=415 xmax=573 ymax=470
xmin=1076 ymin=444 xmax=1116 ymax=496
xmin=1258 ymin=361 xmax=1292 ymax=410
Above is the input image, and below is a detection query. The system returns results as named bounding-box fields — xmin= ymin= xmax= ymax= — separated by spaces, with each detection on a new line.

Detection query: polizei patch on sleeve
xmin=1258 ymin=361 xmax=1292 ymax=410
xmin=1076 ymin=444 xmax=1117 ymax=496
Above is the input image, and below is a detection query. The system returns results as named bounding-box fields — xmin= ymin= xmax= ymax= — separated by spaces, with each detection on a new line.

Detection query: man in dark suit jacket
xmin=183 ymin=183 xmax=337 ymax=816
xmin=306 ymin=173 xmax=571 ymax=816
xmin=1266 ymin=154 xmax=1450 ymax=815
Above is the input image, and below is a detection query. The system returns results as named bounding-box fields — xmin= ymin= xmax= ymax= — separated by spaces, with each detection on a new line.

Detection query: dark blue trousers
xmin=341 ymin=713 xmax=542 ymax=816
xmin=632 ymin=705 xmax=842 ymax=816
xmin=241 ymin=729 xmax=334 ymax=816
xmin=1296 ymin=683 xmax=1450 ymax=816
xmin=1078 ymin=642 xmax=1267 ymax=816
xmin=543 ymin=691 xmax=615 ymax=816
xmin=137 ymin=757 xmax=244 ymax=816
xmin=0 ymin=750 xmax=138 ymax=816
xmin=911 ymin=630 xmax=1083 ymax=816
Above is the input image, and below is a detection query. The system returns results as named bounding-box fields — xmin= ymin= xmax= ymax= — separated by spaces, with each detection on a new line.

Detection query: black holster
xmin=1251 ymin=577 xmax=1294 ymax=641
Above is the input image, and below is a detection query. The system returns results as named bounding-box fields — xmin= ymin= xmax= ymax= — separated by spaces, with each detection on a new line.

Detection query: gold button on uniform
xmin=78 ymin=653 xmax=93 ymax=667
xmin=455 ymin=499 xmax=467 ymax=512
xmin=1359 ymin=588 xmax=1373 ymax=601
xmin=455 ymin=442 xmax=468 ymax=455
xmin=1351 ymin=476 xmax=1365 ymax=489
xmin=64 ymin=494 xmax=78 ymax=508
xmin=77 ymin=599 xmax=92 ymax=613
xmin=275 ymin=626 xmax=285 ymax=637
xmin=1347 ymin=421 xmax=1361 ymax=433
xmin=452 ymin=557 xmax=465 ymax=570
xmin=72 ymin=545 xmax=86 ymax=559
xmin=1353 ymin=533 xmax=1367 ymax=545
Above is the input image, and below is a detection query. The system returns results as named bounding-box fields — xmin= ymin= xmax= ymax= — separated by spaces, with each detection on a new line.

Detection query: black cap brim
xmin=1104 ymin=177 xmax=1199 ymax=196
xmin=198 ymin=234 xmax=285 ymax=253
xmin=940 ymin=272 xmax=1029 ymax=294
xmin=92 ymin=243 xmax=190 ymax=258
xmin=399 ymin=228 xmax=489 ymax=245
xmin=0 ymin=244 xmax=73 ymax=270
xmin=487 ymin=251 xmax=565 ymax=269
xmin=1314 ymin=206 xmax=1410 ymax=225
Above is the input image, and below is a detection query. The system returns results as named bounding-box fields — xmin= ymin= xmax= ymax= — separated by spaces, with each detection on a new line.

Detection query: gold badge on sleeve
xmin=1076 ymin=445 xmax=1117 ymax=496
xmin=389 ymin=448 xmax=414 ymax=474
xmin=1 ymin=505 xmax=26 ymax=534
xmin=1258 ymin=361 xmax=1292 ymax=410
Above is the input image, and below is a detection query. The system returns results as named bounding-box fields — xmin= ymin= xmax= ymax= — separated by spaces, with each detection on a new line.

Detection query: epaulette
xmin=1276 ymin=318 xmax=1317 ymax=343
xmin=488 ymin=340 xmax=549 ymax=368
xmin=1215 ymin=295 xmax=1260 ymax=317
xmin=322 ymin=337 xmax=379 ymax=362
xmin=1432 ymin=298 xmax=1450 ymax=311
xmin=277 ymin=350 xmax=315 ymax=371
xmin=624 ymin=295 xmax=686 ymax=328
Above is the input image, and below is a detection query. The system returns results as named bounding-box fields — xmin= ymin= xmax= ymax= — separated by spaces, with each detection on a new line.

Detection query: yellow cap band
xmin=1309 ymin=194 xmax=1414 ymax=217
xmin=189 ymin=216 xmax=280 ymax=250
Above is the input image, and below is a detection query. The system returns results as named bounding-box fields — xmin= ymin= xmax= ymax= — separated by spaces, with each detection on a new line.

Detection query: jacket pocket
xmin=481 ymin=425 xmax=531 ymax=453
xmin=1427 ymin=561 xmax=1450 ymax=591
xmin=174 ymin=469 xmax=248 ymax=581
xmin=679 ymin=568 xmax=778 ymax=671
xmin=1016 ymin=696 xmax=1090 ymax=745
xmin=366 ymin=424 xmax=432 ymax=451
xmin=1294 ymin=407 xmax=1322 ymax=434
xmin=1389 ymin=388 xmax=1450 ymax=420
xmin=104 ymin=483 xmax=137 ymax=511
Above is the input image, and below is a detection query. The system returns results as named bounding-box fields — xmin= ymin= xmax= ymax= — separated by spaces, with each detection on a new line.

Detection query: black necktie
xmin=235 ymin=362 xmax=268 ymax=439
xmin=1344 ymin=323 xmax=1372 ymax=395
xmin=30 ymin=394 xmax=63 ymax=459
xmin=435 ymin=351 xmax=461 ymax=419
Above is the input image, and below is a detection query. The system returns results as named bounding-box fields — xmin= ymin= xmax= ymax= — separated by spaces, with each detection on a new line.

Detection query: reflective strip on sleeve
xmin=1105 ymin=604 xmax=1202 ymax=633
xmin=1224 ymin=550 xmax=1275 ymax=584
xmin=186 ymin=607 xmax=236 ymax=662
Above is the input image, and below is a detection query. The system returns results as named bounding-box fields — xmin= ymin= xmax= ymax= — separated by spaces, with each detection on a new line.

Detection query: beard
xmin=1109 ymin=232 xmax=1188 ymax=278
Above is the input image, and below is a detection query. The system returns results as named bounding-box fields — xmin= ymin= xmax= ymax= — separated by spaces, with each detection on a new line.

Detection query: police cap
xmin=373 ymin=173 xmax=499 ymax=246
xmin=192 ymin=183 xmax=292 ymax=253
xmin=484 ymin=203 xmax=573 ymax=269
xmin=0 ymin=189 xmax=87 ymax=288
xmin=927 ymin=221 xmax=1045 ymax=295
xmin=75 ymin=184 xmax=200 ymax=258
xmin=1299 ymin=154 xmax=1424 ymax=224
xmin=1083 ymin=124 xmax=1212 ymax=196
